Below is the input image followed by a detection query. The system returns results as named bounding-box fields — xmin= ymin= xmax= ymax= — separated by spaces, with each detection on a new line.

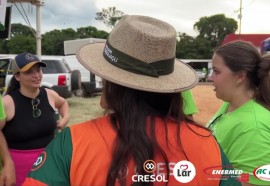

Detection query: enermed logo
xmin=253 ymin=164 xmax=270 ymax=181
xmin=132 ymin=160 xmax=168 ymax=183
xmin=203 ymin=165 xmax=248 ymax=182
xmin=173 ymin=160 xmax=196 ymax=183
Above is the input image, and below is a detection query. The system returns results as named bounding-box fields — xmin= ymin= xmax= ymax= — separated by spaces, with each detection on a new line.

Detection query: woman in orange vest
xmin=23 ymin=15 xmax=240 ymax=186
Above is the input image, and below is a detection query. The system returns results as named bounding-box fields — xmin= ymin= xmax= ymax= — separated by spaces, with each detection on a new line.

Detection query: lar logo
xmin=143 ymin=160 xmax=156 ymax=173
xmin=31 ymin=151 xmax=46 ymax=171
xmin=173 ymin=160 xmax=196 ymax=183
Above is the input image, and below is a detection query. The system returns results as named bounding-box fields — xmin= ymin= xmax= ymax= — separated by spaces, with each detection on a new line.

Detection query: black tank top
xmin=3 ymin=87 xmax=57 ymax=150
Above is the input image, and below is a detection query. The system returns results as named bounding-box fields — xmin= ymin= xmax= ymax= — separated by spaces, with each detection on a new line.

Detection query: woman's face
xmin=15 ymin=64 xmax=43 ymax=88
xmin=100 ymin=91 xmax=108 ymax=109
xmin=210 ymin=53 xmax=239 ymax=102
xmin=100 ymin=80 xmax=109 ymax=109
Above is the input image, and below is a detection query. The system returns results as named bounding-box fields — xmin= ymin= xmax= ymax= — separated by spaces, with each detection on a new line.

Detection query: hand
xmin=56 ymin=118 xmax=68 ymax=130
xmin=0 ymin=160 xmax=16 ymax=186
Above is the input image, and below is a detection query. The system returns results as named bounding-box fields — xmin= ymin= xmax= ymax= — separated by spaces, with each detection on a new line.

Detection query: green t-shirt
xmin=182 ymin=90 xmax=198 ymax=115
xmin=0 ymin=97 xmax=5 ymax=172
xmin=0 ymin=97 xmax=5 ymax=120
xmin=208 ymin=100 xmax=270 ymax=185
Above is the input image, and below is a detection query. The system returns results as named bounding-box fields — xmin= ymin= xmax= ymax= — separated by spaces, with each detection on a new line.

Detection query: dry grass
xmin=67 ymin=95 xmax=104 ymax=125
xmin=67 ymin=84 xmax=223 ymax=126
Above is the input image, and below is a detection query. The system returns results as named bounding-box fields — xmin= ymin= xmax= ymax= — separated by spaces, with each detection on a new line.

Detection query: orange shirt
xmin=23 ymin=116 xmax=240 ymax=185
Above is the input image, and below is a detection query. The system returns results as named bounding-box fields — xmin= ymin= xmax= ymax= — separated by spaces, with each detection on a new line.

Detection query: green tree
xmin=193 ymin=36 xmax=212 ymax=58
xmin=42 ymin=29 xmax=64 ymax=55
xmin=41 ymin=27 xmax=108 ymax=55
xmin=76 ymin=26 xmax=108 ymax=39
xmin=95 ymin=30 xmax=109 ymax=39
xmin=0 ymin=39 xmax=9 ymax=53
xmin=10 ymin=23 xmax=35 ymax=37
xmin=76 ymin=26 xmax=98 ymax=38
xmin=1 ymin=23 xmax=108 ymax=55
xmin=0 ymin=23 xmax=36 ymax=53
xmin=194 ymin=14 xmax=237 ymax=48
xmin=95 ymin=7 xmax=124 ymax=28
xmin=176 ymin=32 xmax=196 ymax=58
xmin=8 ymin=35 xmax=35 ymax=54
xmin=176 ymin=33 xmax=212 ymax=59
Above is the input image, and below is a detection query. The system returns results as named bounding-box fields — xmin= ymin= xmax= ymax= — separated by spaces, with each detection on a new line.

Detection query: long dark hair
xmin=256 ymin=55 xmax=270 ymax=110
xmin=5 ymin=75 xmax=20 ymax=95
xmin=103 ymin=80 xmax=204 ymax=186
xmin=214 ymin=40 xmax=270 ymax=111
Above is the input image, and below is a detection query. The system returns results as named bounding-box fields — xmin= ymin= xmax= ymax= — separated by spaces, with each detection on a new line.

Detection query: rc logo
xmin=253 ymin=164 xmax=270 ymax=181
xmin=173 ymin=160 xmax=196 ymax=183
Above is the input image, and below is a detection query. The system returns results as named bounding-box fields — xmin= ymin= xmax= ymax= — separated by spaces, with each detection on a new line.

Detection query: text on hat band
xmin=103 ymin=41 xmax=175 ymax=77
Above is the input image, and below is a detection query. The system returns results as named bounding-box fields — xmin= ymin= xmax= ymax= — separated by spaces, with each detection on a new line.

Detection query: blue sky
xmin=7 ymin=0 xmax=270 ymax=36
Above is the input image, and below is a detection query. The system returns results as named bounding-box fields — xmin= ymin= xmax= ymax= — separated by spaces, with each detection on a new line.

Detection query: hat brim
xmin=20 ymin=61 xmax=47 ymax=72
xmin=77 ymin=43 xmax=198 ymax=93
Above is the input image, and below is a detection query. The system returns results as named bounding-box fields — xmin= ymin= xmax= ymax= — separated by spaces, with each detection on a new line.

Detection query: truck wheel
xmin=74 ymin=84 xmax=88 ymax=97
xmin=71 ymin=70 xmax=81 ymax=91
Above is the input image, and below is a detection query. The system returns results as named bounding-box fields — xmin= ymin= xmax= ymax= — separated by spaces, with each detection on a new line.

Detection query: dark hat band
xmin=103 ymin=41 xmax=174 ymax=77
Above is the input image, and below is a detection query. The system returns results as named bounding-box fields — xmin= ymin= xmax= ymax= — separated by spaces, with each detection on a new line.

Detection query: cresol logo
xmin=253 ymin=164 xmax=270 ymax=182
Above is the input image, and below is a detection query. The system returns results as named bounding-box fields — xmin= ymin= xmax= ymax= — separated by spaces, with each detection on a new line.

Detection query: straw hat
xmin=76 ymin=15 xmax=198 ymax=93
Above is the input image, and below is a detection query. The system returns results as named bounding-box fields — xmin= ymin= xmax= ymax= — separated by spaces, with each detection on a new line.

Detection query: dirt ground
xmin=67 ymin=84 xmax=223 ymax=126
xmin=192 ymin=84 xmax=223 ymax=125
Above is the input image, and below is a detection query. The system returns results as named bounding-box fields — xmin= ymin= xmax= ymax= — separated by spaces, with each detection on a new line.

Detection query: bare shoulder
xmin=44 ymin=88 xmax=59 ymax=97
xmin=2 ymin=94 xmax=13 ymax=107
xmin=44 ymin=88 xmax=65 ymax=107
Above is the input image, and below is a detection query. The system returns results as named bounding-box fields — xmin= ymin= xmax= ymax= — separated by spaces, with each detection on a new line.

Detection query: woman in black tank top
xmin=0 ymin=52 xmax=70 ymax=186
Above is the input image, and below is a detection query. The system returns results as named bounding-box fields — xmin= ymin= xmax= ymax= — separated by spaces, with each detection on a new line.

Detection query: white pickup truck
xmin=64 ymin=38 xmax=105 ymax=97
xmin=0 ymin=54 xmax=81 ymax=98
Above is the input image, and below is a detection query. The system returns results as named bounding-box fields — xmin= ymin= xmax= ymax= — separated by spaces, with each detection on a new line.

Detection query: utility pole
xmin=7 ymin=0 xmax=44 ymax=57
xmin=35 ymin=0 xmax=44 ymax=58
xmin=238 ymin=0 xmax=243 ymax=35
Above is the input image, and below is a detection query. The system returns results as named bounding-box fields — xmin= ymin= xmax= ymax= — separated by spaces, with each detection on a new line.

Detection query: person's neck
xmin=19 ymin=86 xmax=40 ymax=98
xmin=227 ymin=88 xmax=254 ymax=113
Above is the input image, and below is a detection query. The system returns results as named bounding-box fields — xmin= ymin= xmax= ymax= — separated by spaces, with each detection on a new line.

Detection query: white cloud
xmin=7 ymin=0 xmax=270 ymax=36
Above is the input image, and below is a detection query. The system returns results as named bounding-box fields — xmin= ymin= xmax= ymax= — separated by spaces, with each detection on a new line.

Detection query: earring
xmin=236 ymin=80 xmax=240 ymax=87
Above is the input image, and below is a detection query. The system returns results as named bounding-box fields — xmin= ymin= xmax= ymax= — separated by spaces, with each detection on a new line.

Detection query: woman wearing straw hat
xmin=23 ymin=15 xmax=240 ymax=186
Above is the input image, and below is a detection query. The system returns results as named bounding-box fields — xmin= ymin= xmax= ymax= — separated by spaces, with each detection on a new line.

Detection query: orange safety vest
xmin=69 ymin=116 xmax=222 ymax=185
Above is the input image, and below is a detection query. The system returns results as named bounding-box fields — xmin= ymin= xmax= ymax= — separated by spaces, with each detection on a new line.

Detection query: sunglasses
xmin=32 ymin=98 xmax=41 ymax=118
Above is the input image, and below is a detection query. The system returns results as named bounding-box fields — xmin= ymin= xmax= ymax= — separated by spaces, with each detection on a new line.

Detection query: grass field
xmin=67 ymin=84 xmax=223 ymax=126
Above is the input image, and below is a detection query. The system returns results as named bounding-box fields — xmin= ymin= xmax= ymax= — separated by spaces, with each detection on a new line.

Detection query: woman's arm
xmin=0 ymin=129 xmax=15 ymax=186
xmin=56 ymin=98 xmax=70 ymax=129
xmin=0 ymin=96 xmax=16 ymax=186
xmin=46 ymin=88 xmax=70 ymax=130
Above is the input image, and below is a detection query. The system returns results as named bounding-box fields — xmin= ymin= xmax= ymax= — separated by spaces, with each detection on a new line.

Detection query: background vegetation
xmin=0 ymin=7 xmax=238 ymax=59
